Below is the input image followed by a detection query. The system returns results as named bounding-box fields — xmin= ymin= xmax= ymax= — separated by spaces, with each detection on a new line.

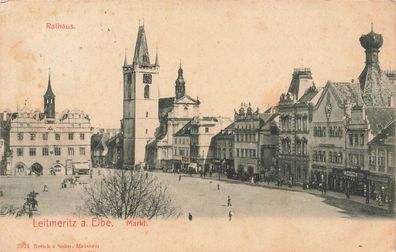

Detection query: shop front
xmin=367 ymin=173 xmax=394 ymax=205
xmin=310 ymin=164 xmax=327 ymax=189
xmin=328 ymin=168 xmax=367 ymax=196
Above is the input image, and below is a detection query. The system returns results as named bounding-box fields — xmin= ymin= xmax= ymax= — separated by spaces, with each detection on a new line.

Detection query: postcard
xmin=0 ymin=1 xmax=395 ymax=251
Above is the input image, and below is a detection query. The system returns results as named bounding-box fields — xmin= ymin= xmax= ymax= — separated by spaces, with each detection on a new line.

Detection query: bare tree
xmin=81 ymin=170 xmax=181 ymax=219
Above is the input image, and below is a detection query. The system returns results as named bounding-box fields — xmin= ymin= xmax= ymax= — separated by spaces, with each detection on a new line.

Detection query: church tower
xmin=175 ymin=64 xmax=186 ymax=99
xmin=122 ymin=24 xmax=160 ymax=168
xmin=44 ymin=70 xmax=55 ymax=119
xmin=358 ymin=25 xmax=394 ymax=107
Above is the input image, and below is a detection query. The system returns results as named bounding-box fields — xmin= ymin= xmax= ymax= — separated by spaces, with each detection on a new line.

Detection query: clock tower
xmin=122 ymin=24 xmax=160 ymax=168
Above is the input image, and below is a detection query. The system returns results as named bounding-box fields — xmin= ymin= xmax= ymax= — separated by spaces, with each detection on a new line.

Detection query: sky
xmin=0 ymin=0 xmax=395 ymax=128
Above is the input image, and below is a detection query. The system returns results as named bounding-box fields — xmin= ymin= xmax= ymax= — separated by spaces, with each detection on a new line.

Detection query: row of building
xmin=120 ymin=25 xmax=394 ymax=202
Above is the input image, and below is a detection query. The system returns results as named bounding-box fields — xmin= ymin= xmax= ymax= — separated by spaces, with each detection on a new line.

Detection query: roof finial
xmin=371 ymin=22 xmax=373 ymax=32
xmin=180 ymin=59 xmax=182 ymax=69
xmin=155 ymin=47 xmax=159 ymax=66
xmin=124 ymin=48 xmax=128 ymax=66
xmin=48 ymin=66 xmax=51 ymax=83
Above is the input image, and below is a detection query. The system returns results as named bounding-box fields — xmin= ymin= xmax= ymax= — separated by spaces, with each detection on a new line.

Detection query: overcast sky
xmin=0 ymin=0 xmax=395 ymax=128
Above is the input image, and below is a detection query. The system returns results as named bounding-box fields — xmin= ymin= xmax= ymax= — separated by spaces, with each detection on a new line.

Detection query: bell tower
xmin=122 ymin=24 xmax=160 ymax=168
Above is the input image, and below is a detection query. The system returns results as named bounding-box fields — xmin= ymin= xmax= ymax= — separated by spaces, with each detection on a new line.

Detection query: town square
xmin=0 ymin=1 xmax=395 ymax=251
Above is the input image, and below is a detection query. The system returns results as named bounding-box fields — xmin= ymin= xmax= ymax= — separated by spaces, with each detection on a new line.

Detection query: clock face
xmin=143 ymin=74 xmax=152 ymax=84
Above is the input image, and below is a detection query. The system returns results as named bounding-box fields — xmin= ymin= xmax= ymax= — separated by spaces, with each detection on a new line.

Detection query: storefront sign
xmin=343 ymin=171 xmax=357 ymax=177
xmin=367 ymin=175 xmax=389 ymax=183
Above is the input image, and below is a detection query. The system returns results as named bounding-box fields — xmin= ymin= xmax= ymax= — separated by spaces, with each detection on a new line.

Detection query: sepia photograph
xmin=0 ymin=0 xmax=395 ymax=251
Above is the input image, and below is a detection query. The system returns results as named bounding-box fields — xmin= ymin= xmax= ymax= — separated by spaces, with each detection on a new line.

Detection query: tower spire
xmin=133 ymin=23 xmax=150 ymax=65
xmin=155 ymin=47 xmax=159 ymax=66
xmin=124 ymin=48 xmax=128 ymax=66
xmin=371 ymin=22 xmax=373 ymax=32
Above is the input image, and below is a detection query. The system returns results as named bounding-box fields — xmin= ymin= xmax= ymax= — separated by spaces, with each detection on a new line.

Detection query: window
xmin=144 ymin=85 xmax=150 ymax=99
xmin=378 ymin=151 xmax=385 ymax=167
xmin=29 ymin=148 xmax=36 ymax=156
xmin=30 ymin=133 xmax=36 ymax=141
xmin=369 ymin=150 xmax=376 ymax=165
xmin=55 ymin=147 xmax=61 ymax=156
xmin=252 ymin=149 xmax=256 ymax=157
xmin=359 ymin=134 xmax=364 ymax=145
xmin=55 ymin=133 xmax=61 ymax=140
xmin=68 ymin=147 xmax=74 ymax=156
xmin=68 ymin=133 xmax=74 ymax=140
xmin=42 ymin=133 xmax=48 ymax=140
xmin=127 ymin=73 xmax=132 ymax=84
xmin=17 ymin=133 xmax=23 ymax=141
xmin=236 ymin=149 xmax=240 ymax=157
xmin=349 ymin=134 xmax=353 ymax=146
xmin=205 ymin=127 xmax=209 ymax=133
xmin=80 ymin=133 xmax=85 ymax=140
xmin=388 ymin=152 xmax=394 ymax=166
xmin=42 ymin=147 xmax=49 ymax=156
xmin=354 ymin=135 xmax=358 ymax=146
xmin=17 ymin=148 xmax=23 ymax=156
xmin=338 ymin=152 xmax=343 ymax=164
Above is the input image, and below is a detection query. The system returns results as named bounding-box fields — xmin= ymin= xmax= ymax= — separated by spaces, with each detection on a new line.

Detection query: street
xmin=0 ymin=170 xmax=348 ymax=218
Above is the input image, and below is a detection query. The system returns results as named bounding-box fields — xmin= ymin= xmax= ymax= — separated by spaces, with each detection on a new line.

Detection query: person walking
xmin=43 ymin=184 xmax=48 ymax=192
xmin=323 ymin=182 xmax=327 ymax=195
xmin=228 ymin=210 xmax=233 ymax=221
xmin=227 ymin=195 xmax=232 ymax=207
xmin=188 ymin=213 xmax=193 ymax=221
xmin=217 ymin=184 xmax=220 ymax=191
xmin=179 ymin=174 xmax=181 ymax=181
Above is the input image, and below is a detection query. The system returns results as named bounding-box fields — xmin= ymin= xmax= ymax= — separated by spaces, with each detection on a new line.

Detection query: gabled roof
xmin=366 ymin=107 xmax=395 ymax=136
xmin=368 ymin=119 xmax=395 ymax=145
xmin=298 ymin=86 xmax=321 ymax=104
xmin=174 ymin=94 xmax=200 ymax=105
xmin=331 ymin=82 xmax=364 ymax=106
xmin=316 ymin=81 xmax=364 ymax=110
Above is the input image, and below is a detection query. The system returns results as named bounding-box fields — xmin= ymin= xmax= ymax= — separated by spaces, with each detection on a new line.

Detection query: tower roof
xmin=175 ymin=64 xmax=186 ymax=86
xmin=133 ymin=25 xmax=150 ymax=65
xmin=360 ymin=25 xmax=383 ymax=50
xmin=287 ymin=67 xmax=313 ymax=100
xmin=44 ymin=71 xmax=55 ymax=98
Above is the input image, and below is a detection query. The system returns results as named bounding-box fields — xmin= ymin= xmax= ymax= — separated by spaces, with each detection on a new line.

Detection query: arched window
xmin=144 ymin=85 xmax=150 ymax=99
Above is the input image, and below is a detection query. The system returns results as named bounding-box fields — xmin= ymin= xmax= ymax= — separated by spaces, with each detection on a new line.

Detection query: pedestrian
xmin=217 ymin=184 xmax=220 ymax=191
xmin=188 ymin=213 xmax=192 ymax=221
xmin=179 ymin=175 xmax=181 ymax=181
xmin=319 ymin=183 xmax=323 ymax=195
xmin=145 ymin=172 xmax=148 ymax=179
xmin=228 ymin=210 xmax=233 ymax=221
xmin=227 ymin=195 xmax=232 ymax=207
xmin=323 ymin=182 xmax=327 ymax=195
xmin=43 ymin=184 xmax=48 ymax=192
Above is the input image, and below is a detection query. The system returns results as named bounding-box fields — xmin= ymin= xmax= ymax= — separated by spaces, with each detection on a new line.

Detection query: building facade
xmin=7 ymin=74 xmax=92 ymax=176
xmin=189 ymin=116 xmax=232 ymax=172
xmin=367 ymin=120 xmax=395 ymax=204
xmin=278 ymin=68 xmax=321 ymax=185
xmin=145 ymin=66 xmax=200 ymax=170
xmin=122 ymin=24 xmax=160 ymax=168
xmin=212 ymin=122 xmax=235 ymax=174
xmin=233 ymin=104 xmax=262 ymax=180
